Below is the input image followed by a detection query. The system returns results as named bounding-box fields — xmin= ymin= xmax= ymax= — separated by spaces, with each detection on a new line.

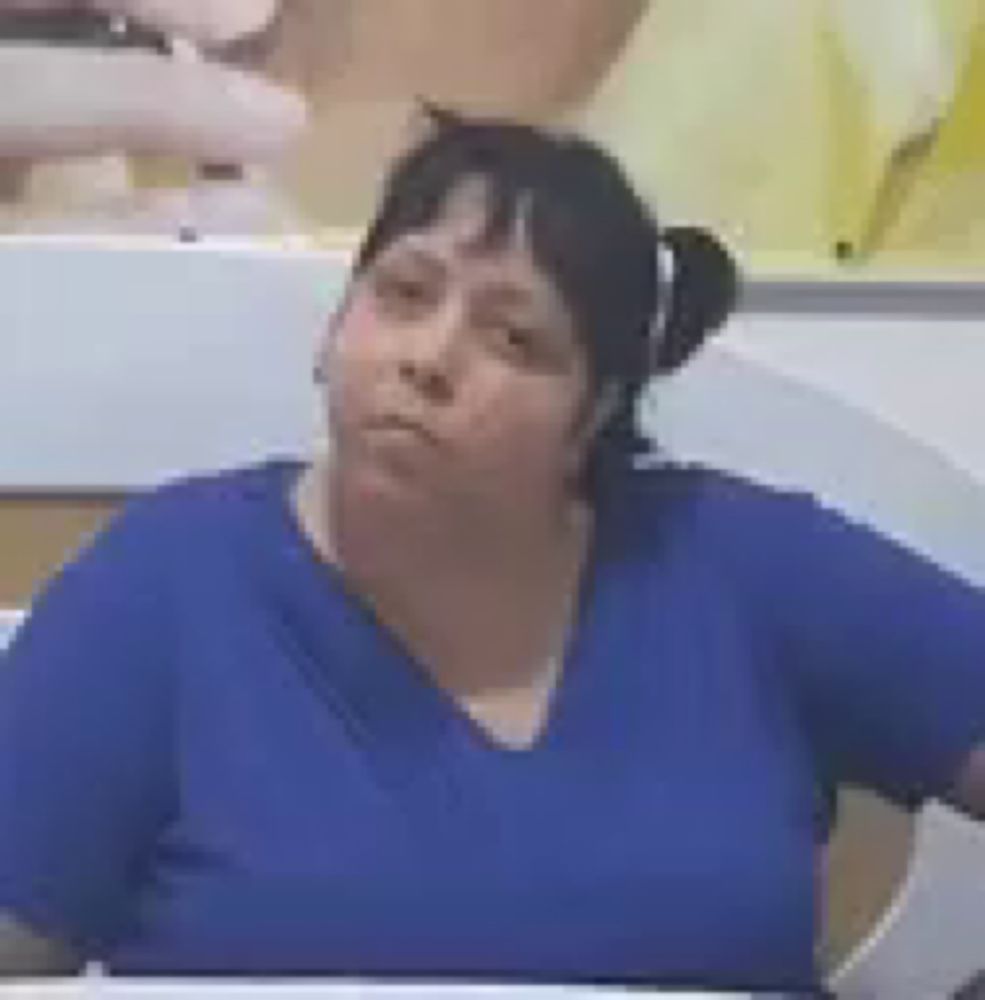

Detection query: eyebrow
xmin=376 ymin=243 xmax=446 ymax=276
xmin=380 ymin=238 xmax=572 ymax=331
xmin=475 ymin=281 xmax=545 ymax=315
xmin=391 ymin=242 xmax=543 ymax=298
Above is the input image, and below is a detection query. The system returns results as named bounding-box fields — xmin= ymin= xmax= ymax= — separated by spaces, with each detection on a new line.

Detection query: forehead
xmin=377 ymin=177 xmax=563 ymax=303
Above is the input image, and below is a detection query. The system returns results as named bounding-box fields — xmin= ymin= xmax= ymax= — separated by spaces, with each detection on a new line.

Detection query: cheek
xmin=323 ymin=310 xmax=384 ymax=410
xmin=463 ymin=375 xmax=582 ymax=471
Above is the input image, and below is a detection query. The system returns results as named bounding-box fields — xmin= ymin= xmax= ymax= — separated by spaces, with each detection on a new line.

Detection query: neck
xmin=314 ymin=453 xmax=585 ymax=577
xmin=294 ymin=453 xmax=593 ymax=691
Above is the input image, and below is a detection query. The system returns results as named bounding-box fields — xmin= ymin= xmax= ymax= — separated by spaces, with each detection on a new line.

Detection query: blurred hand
xmin=0 ymin=0 xmax=306 ymax=166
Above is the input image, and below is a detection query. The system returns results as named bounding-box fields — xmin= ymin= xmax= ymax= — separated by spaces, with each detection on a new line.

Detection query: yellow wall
xmin=0 ymin=497 xmax=120 ymax=607
xmin=578 ymin=0 xmax=985 ymax=272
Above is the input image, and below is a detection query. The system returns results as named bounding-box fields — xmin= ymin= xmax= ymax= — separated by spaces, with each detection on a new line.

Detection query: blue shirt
xmin=1 ymin=459 xmax=983 ymax=991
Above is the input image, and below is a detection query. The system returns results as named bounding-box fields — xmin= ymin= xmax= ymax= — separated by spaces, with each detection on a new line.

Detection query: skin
xmin=0 ymin=0 xmax=306 ymax=231
xmin=266 ymin=0 xmax=647 ymax=110
xmin=0 ymin=0 xmax=304 ymax=163
xmin=263 ymin=0 xmax=647 ymax=228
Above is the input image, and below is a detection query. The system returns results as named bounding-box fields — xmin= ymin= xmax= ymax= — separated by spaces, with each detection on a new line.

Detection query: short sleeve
xmin=0 ymin=499 xmax=175 ymax=955
xmin=757 ymin=489 xmax=985 ymax=810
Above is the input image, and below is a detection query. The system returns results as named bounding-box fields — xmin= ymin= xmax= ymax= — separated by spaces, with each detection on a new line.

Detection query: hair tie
xmin=647 ymin=238 xmax=677 ymax=369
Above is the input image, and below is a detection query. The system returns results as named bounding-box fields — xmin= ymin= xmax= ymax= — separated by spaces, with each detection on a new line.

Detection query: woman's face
xmin=266 ymin=0 xmax=648 ymax=228
xmin=321 ymin=178 xmax=597 ymax=522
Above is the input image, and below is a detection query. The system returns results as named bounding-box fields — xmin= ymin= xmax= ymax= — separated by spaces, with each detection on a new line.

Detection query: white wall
xmin=0 ymin=242 xmax=340 ymax=491
xmin=654 ymin=303 xmax=985 ymax=584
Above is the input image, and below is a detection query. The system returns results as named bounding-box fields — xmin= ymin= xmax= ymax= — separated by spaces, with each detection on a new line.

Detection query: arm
xmin=0 ymin=496 xmax=176 ymax=967
xmin=709 ymin=479 xmax=985 ymax=815
xmin=0 ymin=914 xmax=81 ymax=977
xmin=779 ymin=496 xmax=985 ymax=814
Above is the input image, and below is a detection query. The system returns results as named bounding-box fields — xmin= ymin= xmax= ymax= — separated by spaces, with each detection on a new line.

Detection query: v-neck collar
xmin=252 ymin=458 xmax=620 ymax=781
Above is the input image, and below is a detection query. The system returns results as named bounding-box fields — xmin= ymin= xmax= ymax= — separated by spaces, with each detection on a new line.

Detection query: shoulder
xmin=96 ymin=457 xmax=299 ymax=556
xmin=605 ymin=457 xmax=876 ymax=602
xmin=32 ymin=458 xmax=302 ymax=614
xmin=12 ymin=458 xmax=304 ymax=675
xmin=619 ymin=458 xmax=984 ymax=643
xmin=123 ymin=456 xmax=298 ymax=525
xmin=608 ymin=456 xmax=825 ymax=547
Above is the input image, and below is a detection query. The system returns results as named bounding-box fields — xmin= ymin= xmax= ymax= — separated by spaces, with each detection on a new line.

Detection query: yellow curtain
xmin=879 ymin=9 xmax=985 ymax=268
xmin=576 ymin=0 xmax=985 ymax=274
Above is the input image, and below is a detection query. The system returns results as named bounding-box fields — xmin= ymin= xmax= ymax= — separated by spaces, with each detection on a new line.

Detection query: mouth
xmin=367 ymin=414 xmax=441 ymax=446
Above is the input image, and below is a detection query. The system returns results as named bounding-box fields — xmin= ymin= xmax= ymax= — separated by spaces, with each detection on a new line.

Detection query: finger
xmin=0 ymin=45 xmax=307 ymax=161
xmin=92 ymin=0 xmax=282 ymax=46
xmin=0 ymin=159 xmax=28 ymax=201
xmin=0 ymin=0 xmax=282 ymax=46
xmin=135 ymin=174 xmax=307 ymax=238
xmin=21 ymin=155 xmax=134 ymax=207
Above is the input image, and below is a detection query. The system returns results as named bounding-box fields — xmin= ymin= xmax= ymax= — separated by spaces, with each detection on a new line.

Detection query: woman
xmin=1 ymin=110 xmax=983 ymax=992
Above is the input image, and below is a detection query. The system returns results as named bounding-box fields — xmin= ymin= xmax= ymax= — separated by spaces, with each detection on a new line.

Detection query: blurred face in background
xmin=0 ymin=0 xmax=646 ymax=234
xmin=217 ymin=0 xmax=648 ymax=231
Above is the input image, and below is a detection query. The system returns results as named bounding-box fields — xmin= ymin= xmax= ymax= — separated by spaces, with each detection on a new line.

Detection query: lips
xmin=367 ymin=413 xmax=440 ymax=445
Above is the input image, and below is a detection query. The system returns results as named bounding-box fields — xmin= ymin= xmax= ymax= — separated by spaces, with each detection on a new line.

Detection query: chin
xmin=342 ymin=449 xmax=437 ymax=509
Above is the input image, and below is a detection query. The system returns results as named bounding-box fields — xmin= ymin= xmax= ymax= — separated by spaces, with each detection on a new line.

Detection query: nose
xmin=396 ymin=306 xmax=463 ymax=404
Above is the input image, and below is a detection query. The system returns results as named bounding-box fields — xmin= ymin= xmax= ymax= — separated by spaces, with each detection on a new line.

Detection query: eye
xmin=488 ymin=321 xmax=549 ymax=365
xmin=374 ymin=269 xmax=433 ymax=311
xmin=503 ymin=326 xmax=535 ymax=353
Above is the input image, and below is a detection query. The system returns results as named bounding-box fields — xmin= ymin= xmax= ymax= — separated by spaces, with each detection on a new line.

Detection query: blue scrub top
xmin=1 ymin=459 xmax=983 ymax=991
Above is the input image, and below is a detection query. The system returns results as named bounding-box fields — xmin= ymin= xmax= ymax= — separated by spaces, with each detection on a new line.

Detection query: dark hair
xmin=355 ymin=105 xmax=740 ymax=491
xmin=953 ymin=972 xmax=985 ymax=1000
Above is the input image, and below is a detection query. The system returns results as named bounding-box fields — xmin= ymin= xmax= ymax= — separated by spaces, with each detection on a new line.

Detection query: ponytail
xmin=649 ymin=226 xmax=740 ymax=375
